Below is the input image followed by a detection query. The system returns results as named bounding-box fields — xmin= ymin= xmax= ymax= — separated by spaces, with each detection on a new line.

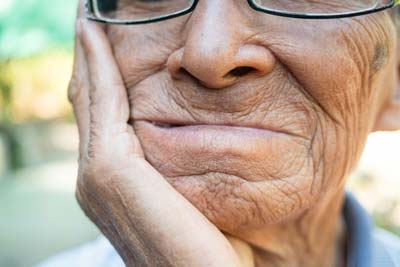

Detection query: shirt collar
xmin=343 ymin=192 xmax=373 ymax=267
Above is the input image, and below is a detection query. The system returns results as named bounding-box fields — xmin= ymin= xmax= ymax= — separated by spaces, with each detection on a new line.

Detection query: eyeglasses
xmin=86 ymin=0 xmax=400 ymax=24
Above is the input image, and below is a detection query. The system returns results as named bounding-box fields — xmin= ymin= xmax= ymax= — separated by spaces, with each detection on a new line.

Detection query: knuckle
xmin=78 ymin=155 xmax=118 ymax=192
xmin=68 ymin=74 xmax=84 ymax=104
xmin=75 ymin=174 xmax=96 ymax=215
xmin=75 ymin=182 xmax=98 ymax=222
xmin=76 ymin=170 xmax=102 ymax=213
xmin=75 ymin=182 xmax=86 ymax=209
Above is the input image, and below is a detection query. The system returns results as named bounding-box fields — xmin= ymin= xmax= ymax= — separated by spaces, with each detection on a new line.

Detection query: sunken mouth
xmin=149 ymin=121 xmax=241 ymax=129
xmin=149 ymin=121 xmax=269 ymax=133
xmin=145 ymin=120 xmax=300 ymax=139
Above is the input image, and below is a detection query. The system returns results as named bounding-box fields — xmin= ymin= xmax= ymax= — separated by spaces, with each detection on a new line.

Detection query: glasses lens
xmin=92 ymin=0 xmax=194 ymax=22
xmin=253 ymin=0 xmax=392 ymax=15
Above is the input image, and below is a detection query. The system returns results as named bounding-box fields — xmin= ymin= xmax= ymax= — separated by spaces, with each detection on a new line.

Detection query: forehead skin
xmin=105 ymin=3 xmax=396 ymax=233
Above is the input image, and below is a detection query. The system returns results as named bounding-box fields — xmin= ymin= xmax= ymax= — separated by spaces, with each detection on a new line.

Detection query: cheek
xmin=269 ymin=15 xmax=394 ymax=125
xmin=107 ymin=21 xmax=185 ymax=88
xmin=268 ymin=15 xmax=396 ymax=182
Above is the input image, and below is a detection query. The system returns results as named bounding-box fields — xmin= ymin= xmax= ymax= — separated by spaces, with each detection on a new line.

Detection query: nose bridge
xmin=167 ymin=0 xmax=276 ymax=89
xmin=181 ymin=0 xmax=244 ymax=85
xmin=186 ymin=0 xmax=241 ymax=51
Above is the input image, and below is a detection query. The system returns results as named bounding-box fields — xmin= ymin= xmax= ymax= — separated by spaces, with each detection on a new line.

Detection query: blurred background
xmin=0 ymin=1 xmax=399 ymax=267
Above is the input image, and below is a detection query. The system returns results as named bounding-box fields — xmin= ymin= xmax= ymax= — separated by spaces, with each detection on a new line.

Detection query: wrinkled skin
xmin=110 ymin=3 xmax=397 ymax=230
xmin=69 ymin=0 xmax=400 ymax=266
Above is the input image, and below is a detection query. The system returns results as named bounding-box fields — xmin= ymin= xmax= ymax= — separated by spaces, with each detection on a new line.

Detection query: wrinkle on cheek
xmin=272 ymin=35 xmax=356 ymax=129
xmin=107 ymin=28 xmax=182 ymax=89
xmin=349 ymin=14 xmax=394 ymax=77
xmin=316 ymin=119 xmax=344 ymax=189
xmin=338 ymin=15 xmax=395 ymax=155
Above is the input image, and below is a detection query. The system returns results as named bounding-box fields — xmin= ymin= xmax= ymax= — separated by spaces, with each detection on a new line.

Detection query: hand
xmin=67 ymin=3 xmax=254 ymax=267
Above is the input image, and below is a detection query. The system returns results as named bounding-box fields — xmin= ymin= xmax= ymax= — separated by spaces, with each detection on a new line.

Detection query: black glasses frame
xmin=86 ymin=0 xmax=399 ymax=24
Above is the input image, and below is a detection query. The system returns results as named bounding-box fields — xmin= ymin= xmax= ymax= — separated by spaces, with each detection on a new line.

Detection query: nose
xmin=167 ymin=1 xmax=276 ymax=89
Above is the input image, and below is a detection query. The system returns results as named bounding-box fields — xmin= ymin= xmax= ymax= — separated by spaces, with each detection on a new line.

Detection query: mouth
xmin=148 ymin=121 xmax=273 ymax=132
xmin=138 ymin=119 xmax=289 ymax=144
xmin=133 ymin=119 xmax=299 ymax=182
xmin=147 ymin=119 xmax=282 ymax=133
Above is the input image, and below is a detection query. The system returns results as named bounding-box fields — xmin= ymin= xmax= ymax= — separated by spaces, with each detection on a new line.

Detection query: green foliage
xmin=0 ymin=60 xmax=22 ymax=169
xmin=0 ymin=60 xmax=12 ymax=121
xmin=0 ymin=0 xmax=78 ymax=58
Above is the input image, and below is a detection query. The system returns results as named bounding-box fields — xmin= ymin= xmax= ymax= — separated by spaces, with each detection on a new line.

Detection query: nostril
xmin=227 ymin=66 xmax=255 ymax=77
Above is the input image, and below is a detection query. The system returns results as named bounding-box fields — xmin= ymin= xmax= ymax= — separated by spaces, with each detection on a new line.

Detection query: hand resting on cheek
xmin=68 ymin=14 xmax=255 ymax=267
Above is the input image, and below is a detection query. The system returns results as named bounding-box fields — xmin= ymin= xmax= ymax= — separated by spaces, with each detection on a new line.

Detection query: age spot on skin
xmin=371 ymin=42 xmax=389 ymax=73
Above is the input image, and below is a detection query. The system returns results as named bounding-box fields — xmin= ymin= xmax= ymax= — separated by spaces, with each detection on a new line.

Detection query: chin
xmin=163 ymin=165 xmax=318 ymax=233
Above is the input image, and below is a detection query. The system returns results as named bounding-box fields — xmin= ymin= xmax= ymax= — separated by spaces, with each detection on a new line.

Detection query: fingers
xmin=68 ymin=0 xmax=95 ymax=155
xmin=69 ymin=36 xmax=91 ymax=154
xmin=78 ymin=19 xmax=129 ymax=136
xmin=69 ymin=0 xmax=110 ymax=156
xmin=68 ymin=0 xmax=91 ymax=154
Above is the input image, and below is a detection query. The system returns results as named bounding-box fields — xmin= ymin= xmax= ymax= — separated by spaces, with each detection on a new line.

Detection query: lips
xmin=133 ymin=119 xmax=297 ymax=182
xmin=137 ymin=119 xmax=289 ymax=152
xmin=140 ymin=119 xmax=295 ymax=149
xmin=147 ymin=119 xmax=286 ymax=134
xmin=149 ymin=121 xmax=274 ymax=133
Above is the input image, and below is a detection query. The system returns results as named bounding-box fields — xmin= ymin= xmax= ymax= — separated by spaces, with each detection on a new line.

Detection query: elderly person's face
xmin=68 ymin=1 xmax=400 ymax=265
xmin=101 ymin=2 xmax=400 ymax=233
